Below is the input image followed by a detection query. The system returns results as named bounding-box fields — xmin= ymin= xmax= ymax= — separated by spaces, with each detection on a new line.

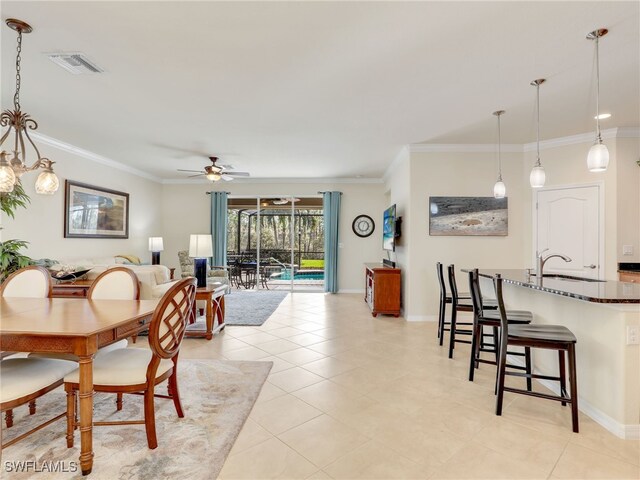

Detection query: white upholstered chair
xmin=0 ymin=265 xmax=52 ymax=298
xmin=0 ymin=357 xmax=78 ymax=444
xmin=64 ymin=277 xmax=197 ymax=449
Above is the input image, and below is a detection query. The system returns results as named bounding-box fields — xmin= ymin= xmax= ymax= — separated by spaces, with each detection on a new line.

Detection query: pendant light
xmin=586 ymin=28 xmax=609 ymax=172
xmin=492 ymin=110 xmax=506 ymax=199
xmin=530 ymin=79 xmax=546 ymax=188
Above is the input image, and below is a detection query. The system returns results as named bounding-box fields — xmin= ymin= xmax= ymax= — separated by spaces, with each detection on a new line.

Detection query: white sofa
xmin=51 ymin=257 xmax=179 ymax=301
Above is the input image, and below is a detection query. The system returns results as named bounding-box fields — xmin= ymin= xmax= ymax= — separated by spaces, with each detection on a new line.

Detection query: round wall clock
xmin=352 ymin=215 xmax=375 ymax=238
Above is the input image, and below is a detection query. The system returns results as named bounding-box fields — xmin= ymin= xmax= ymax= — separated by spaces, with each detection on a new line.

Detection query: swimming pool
xmin=276 ymin=269 xmax=324 ymax=281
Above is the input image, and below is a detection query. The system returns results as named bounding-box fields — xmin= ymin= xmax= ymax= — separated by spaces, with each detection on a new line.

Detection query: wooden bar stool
xmin=467 ymin=269 xmax=533 ymax=386
xmin=446 ymin=264 xmax=478 ymax=358
xmin=493 ymin=274 xmax=579 ymax=433
xmin=436 ymin=262 xmax=472 ymax=346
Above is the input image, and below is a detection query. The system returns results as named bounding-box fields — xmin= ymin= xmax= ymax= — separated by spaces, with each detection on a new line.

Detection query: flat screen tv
xmin=383 ymin=204 xmax=396 ymax=251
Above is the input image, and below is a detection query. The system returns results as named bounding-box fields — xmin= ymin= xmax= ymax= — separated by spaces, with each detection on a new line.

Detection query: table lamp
xmin=189 ymin=234 xmax=213 ymax=287
xmin=148 ymin=237 xmax=164 ymax=265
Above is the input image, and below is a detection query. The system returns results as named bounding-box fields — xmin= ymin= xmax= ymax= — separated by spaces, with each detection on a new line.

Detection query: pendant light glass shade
xmin=530 ymin=79 xmax=546 ymax=188
xmin=492 ymin=110 xmax=506 ymax=199
xmin=35 ymin=169 xmax=59 ymax=195
xmin=529 ymin=165 xmax=546 ymax=188
xmin=587 ymin=142 xmax=609 ymax=172
xmin=587 ymin=28 xmax=609 ymax=173
xmin=0 ymin=154 xmax=16 ymax=193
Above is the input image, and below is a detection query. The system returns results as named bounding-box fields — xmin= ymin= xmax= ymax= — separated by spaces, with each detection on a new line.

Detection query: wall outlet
xmin=623 ymin=245 xmax=634 ymax=256
xmin=627 ymin=326 xmax=640 ymax=345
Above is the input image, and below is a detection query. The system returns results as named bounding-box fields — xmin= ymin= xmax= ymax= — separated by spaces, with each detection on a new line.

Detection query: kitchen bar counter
xmin=472 ymin=269 xmax=640 ymax=304
xmin=468 ymin=268 xmax=639 ymax=439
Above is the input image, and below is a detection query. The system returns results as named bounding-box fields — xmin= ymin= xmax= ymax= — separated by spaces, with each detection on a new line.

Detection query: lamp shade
xmin=35 ymin=170 xmax=59 ymax=195
xmin=189 ymin=234 xmax=213 ymax=258
xmin=529 ymin=165 xmax=546 ymax=188
xmin=148 ymin=237 xmax=164 ymax=252
xmin=587 ymin=142 xmax=610 ymax=172
xmin=493 ymin=180 xmax=506 ymax=199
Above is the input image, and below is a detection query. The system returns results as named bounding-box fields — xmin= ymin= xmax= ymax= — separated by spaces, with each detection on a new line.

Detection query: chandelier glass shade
xmin=492 ymin=110 xmax=506 ymax=199
xmin=0 ymin=19 xmax=59 ymax=195
xmin=586 ymin=28 xmax=609 ymax=172
xmin=530 ymin=79 xmax=546 ymax=189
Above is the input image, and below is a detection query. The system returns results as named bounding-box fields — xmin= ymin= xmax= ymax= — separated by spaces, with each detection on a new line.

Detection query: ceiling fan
xmin=272 ymin=197 xmax=300 ymax=205
xmin=177 ymin=156 xmax=250 ymax=182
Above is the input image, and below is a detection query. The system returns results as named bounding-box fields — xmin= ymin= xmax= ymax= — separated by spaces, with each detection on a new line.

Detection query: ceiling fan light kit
xmin=586 ymin=28 xmax=610 ymax=172
xmin=177 ymin=156 xmax=250 ymax=182
xmin=0 ymin=19 xmax=60 ymax=195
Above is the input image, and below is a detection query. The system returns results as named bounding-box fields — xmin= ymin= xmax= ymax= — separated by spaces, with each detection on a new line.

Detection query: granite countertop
xmin=472 ymin=269 xmax=640 ymax=304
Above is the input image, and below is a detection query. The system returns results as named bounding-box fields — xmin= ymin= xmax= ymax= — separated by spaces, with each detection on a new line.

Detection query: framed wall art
xmin=64 ymin=180 xmax=129 ymax=238
xmin=429 ymin=196 xmax=508 ymax=236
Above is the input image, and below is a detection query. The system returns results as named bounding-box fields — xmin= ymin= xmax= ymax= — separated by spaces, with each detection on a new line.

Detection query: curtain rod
xmin=317 ymin=191 xmax=343 ymax=194
xmin=205 ymin=191 xmax=231 ymax=195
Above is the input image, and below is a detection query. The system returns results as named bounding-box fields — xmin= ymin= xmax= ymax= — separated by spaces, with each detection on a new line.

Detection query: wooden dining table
xmin=0 ymin=297 xmax=157 ymax=475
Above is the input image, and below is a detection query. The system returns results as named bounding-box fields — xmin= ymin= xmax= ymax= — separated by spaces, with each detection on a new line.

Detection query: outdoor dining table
xmin=0 ymin=296 xmax=157 ymax=475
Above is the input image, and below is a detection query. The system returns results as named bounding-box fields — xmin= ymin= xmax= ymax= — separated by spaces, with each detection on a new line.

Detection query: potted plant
xmin=0 ymin=183 xmax=33 ymax=281
xmin=0 ymin=239 xmax=33 ymax=282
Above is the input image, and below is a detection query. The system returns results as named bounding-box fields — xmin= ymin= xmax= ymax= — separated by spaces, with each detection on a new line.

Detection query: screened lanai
xmin=227 ymin=197 xmax=324 ymax=291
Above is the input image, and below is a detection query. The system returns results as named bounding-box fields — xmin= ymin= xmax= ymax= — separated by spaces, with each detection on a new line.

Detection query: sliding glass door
xmin=226 ymin=196 xmax=324 ymax=292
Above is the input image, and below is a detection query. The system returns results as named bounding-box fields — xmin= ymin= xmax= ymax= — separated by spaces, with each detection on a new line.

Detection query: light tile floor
xmin=167 ymin=293 xmax=640 ymax=479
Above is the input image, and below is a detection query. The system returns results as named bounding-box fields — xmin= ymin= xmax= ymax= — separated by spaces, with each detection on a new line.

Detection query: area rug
xmin=1 ymin=359 xmax=272 ymax=479
xmin=223 ymin=290 xmax=289 ymax=326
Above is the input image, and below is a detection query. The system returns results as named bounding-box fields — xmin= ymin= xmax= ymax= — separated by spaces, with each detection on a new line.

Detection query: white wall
xmin=0 ymin=143 xmax=163 ymax=262
xmin=406 ymin=151 xmax=526 ymax=319
xmin=160 ymin=181 xmax=387 ymax=291
xmin=616 ymin=137 xmax=640 ymax=263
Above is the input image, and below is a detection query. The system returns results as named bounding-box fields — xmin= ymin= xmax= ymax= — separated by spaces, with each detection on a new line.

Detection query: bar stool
xmin=446 ymin=264 xmax=480 ymax=358
xmin=467 ymin=269 xmax=533 ymax=386
xmin=436 ymin=262 xmax=472 ymax=346
xmin=493 ymin=274 xmax=579 ymax=433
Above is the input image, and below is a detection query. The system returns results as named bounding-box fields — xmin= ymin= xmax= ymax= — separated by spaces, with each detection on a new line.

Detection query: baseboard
xmin=338 ymin=289 xmax=365 ymax=294
xmin=507 ymin=354 xmax=639 ymax=440
xmin=406 ymin=314 xmax=438 ymax=322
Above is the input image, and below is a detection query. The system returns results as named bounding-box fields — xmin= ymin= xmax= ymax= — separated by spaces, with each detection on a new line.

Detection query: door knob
xmin=583 ymin=264 xmax=597 ymax=269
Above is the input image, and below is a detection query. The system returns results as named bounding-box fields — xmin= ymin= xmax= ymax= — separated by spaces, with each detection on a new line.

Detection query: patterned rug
xmin=1 ymin=359 xmax=272 ymax=479
xmin=224 ymin=290 xmax=289 ymax=326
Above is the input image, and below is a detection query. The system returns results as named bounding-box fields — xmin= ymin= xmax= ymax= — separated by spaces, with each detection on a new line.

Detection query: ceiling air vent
xmin=46 ymin=52 xmax=104 ymax=74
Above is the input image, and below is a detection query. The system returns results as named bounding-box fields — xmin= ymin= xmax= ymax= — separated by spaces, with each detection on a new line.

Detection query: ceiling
xmin=1 ymin=1 xmax=638 ymax=180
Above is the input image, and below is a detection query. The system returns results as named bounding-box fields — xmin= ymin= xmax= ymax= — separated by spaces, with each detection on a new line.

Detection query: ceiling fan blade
xmin=177 ymin=169 xmax=204 ymax=173
xmin=187 ymin=173 xmax=205 ymax=178
xmin=224 ymin=171 xmax=250 ymax=176
xmin=220 ymin=175 xmax=235 ymax=181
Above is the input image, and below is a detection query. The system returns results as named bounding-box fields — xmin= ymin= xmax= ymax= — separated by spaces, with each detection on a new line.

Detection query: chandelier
xmin=0 ymin=19 xmax=59 ymax=195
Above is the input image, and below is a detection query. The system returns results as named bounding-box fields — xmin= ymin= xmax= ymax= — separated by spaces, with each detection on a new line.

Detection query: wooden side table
xmin=186 ymin=283 xmax=227 ymax=340
xmin=51 ymin=279 xmax=93 ymax=298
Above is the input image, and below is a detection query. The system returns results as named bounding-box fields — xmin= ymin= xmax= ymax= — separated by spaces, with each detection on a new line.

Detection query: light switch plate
xmin=627 ymin=326 xmax=640 ymax=345
xmin=623 ymin=245 xmax=633 ymax=256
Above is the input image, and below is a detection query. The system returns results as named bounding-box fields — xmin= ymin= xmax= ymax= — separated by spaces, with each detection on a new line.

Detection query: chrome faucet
xmin=536 ymin=248 xmax=572 ymax=276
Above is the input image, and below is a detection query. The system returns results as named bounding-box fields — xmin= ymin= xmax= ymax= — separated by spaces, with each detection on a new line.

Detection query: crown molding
xmin=412 ymin=127 xmax=640 ymax=154
xmin=162 ymin=176 xmax=384 ymax=185
xmin=409 ymin=143 xmax=523 ymax=153
xmin=31 ymin=131 xmax=163 ymax=183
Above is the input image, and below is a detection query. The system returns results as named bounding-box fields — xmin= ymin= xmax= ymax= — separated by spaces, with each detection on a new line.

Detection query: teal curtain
xmin=210 ymin=192 xmax=228 ymax=267
xmin=323 ymin=191 xmax=341 ymax=293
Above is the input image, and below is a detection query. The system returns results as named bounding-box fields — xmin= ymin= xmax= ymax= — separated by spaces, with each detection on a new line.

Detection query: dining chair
xmin=1 ymin=357 xmax=78 ymax=446
xmin=63 ymin=277 xmax=197 ymax=449
xmin=467 ymin=269 xmax=533 ymax=386
xmin=493 ymin=274 xmax=579 ymax=432
xmin=0 ymin=265 xmax=52 ymax=298
xmin=1 ymin=265 xmax=53 ymax=428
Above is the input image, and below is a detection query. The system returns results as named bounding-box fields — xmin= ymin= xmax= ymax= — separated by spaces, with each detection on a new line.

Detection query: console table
xmin=51 ymin=279 xmax=93 ymax=298
xmin=364 ymin=263 xmax=401 ymax=317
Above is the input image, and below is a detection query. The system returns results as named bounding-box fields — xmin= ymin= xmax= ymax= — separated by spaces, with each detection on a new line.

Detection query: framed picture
xmin=64 ymin=180 xmax=129 ymax=238
xmin=429 ymin=196 xmax=508 ymax=236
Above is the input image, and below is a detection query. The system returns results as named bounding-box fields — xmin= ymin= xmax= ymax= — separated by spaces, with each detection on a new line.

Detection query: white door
xmin=536 ymin=185 xmax=601 ymax=279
